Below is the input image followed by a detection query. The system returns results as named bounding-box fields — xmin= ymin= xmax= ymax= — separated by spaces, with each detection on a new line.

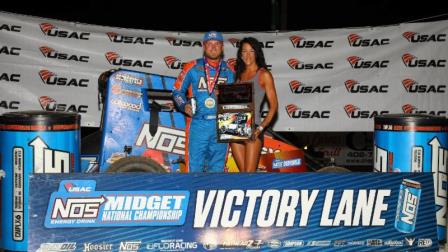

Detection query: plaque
xmin=217 ymin=82 xmax=254 ymax=142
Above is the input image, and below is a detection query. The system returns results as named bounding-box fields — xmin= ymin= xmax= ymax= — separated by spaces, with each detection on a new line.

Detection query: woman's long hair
xmin=235 ymin=37 xmax=268 ymax=81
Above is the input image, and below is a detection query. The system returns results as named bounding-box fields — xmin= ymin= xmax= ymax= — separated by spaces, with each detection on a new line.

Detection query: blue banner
xmin=28 ymin=173 xmax=438 ymax=251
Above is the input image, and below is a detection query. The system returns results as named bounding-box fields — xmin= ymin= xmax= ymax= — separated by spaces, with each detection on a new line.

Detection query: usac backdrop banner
xmin=1 ymin=11 xmax=447 ymax=131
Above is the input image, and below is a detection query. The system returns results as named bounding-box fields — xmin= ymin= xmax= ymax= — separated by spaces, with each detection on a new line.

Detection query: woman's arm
xmin=259 ymin=69 xmax=278 ymax=129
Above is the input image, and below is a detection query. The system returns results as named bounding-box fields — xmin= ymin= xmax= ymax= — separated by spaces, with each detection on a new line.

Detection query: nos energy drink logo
xmin=45 ymin=180 xmax=189 ymax=228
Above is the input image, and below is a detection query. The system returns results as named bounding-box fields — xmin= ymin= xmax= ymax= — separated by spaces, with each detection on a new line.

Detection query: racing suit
xmin=173 ymin=58 xmax=234 ymax=172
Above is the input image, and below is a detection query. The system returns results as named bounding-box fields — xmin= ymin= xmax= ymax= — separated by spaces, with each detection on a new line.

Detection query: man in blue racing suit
xmin=173 ymin=31 xmax=234 ymax=172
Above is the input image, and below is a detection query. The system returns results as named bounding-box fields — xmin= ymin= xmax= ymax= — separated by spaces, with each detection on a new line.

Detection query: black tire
xmin=317 ymin=166 xmax=351 ymax=172
xmin=106 ymin=156 xmax=167 ymax=173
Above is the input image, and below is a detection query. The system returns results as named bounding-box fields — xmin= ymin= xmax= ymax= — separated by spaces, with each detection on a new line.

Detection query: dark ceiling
xmin=1 ymin=0 xmax=447 ymax=31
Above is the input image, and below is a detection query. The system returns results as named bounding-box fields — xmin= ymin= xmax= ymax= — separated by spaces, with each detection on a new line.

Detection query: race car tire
xmin=317 ymin=166 xmax=351 ymax=172
xmin=106 ymin=156 xmax=167 ymax=173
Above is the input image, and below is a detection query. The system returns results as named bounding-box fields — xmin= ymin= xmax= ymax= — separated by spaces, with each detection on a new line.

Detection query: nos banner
xmin=1 ymin=11 xmax=447 ymax=131
xmin=26 ymin=173 xmax=438 ymax=251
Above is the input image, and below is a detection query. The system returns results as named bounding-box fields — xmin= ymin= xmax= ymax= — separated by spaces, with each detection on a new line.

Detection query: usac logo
xmin=402 ymin=78 xmax=445 ymax=93
xmin=106 ymin=32 xmax=154 ymax=45
xmin=285 ymin=104 xmax=330 ymax=119
xmin=0 ymin=24 xmax=21 ymax=32
xmin=402 ymin=104 xmax=446 ymax=116
xmin=0 ymin=45 xmax=21 ymax=56
xmin=287 ymin=58 xmax=333 ymax=70
xmin=402 ymin=53 xmax=446 ymax=68
xmin=39 ymin=69 xmax=89 ymax=87
xmin=38 ymin=96 xmax=88 ymax=113
xmin=39 ymin=23 xmax=90 ymax=40
xmin=289 ymin=80 xmax=331 ymax=94
xmin=347 ymin=56 xmax=389 ymax=69
xmin=0 ymin=73 xmax=20 ymax=83
xmin=344 ymin=104 xmax=388 ymax=118
xmin=347 ymin=33 xmax=390 ymax=47
xmin=402 ymin=31 xmax=446 ymax=43
xmin=105 ymin=51 xmax=153 ymax=68
xmin=0 ymin=100 xmax=20 ymax=109
xmin=39 ymin=46 xmax=89 ymax=63
xmin=344 ymin=79 xmax=388 ymax=93
xmin=289 ymin=35 xmax=334 ymax=48
xmin=166 ymin=37 xmax=202 ymax=47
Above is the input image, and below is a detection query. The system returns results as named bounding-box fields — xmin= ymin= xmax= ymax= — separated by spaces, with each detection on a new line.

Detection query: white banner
xmin=1 ymin=12 xmax=447 ymax=130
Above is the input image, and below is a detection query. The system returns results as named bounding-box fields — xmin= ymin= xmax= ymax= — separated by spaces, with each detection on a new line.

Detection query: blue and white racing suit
xmin=173 ymin=58 xmax=234 ymax=172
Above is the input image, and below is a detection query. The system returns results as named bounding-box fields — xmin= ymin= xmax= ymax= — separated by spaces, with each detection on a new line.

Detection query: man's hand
xmin=184 ymin=104 xmax=193 ymax=117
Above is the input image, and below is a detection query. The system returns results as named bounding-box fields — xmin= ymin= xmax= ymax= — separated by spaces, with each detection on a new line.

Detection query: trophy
xmin=216 ymin=82 xmax=254 ymax=142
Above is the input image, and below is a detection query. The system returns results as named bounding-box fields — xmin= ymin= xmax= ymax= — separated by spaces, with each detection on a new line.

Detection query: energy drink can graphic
xmin=395 ymin=179 xmax=421 ymax=233
xmin=375 ymin=114 xmax=447 ymax=240
xmin=0 ymin=111 xmax=80 ymax=251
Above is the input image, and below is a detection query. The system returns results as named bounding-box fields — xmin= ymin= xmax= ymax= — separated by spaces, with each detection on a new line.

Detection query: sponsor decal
xmin=306 ymin=240 xmax=331 ymax=246
xmin=119 ymin=241 xmax=141 ymax=252
xmin=344 ymin=79 xmax=388 ymax=93
xmin=404 ymin=237 xmax=416 ymax=246
xmin=272 ymin=158 xmax=302 ymax=169
xmin=288 ymin=58 xmax=333 ymax=70
xmin=37 ymin=242 xmax=77 ymax=251
xmin=347 ymin=240 xmax=365 ymax=246
xmin=111 ymin=99 xmax=142 ymax=112
xmin=367 ymin=239 xmax=383 ymax=246
xmin=347 ymin=33 xmax=390 ymax=47
xmin=45 ymin=180 xmax=189 ymax=228
xmin=289 ymin=80 xmax=331 ymax=94
xmin=402 ymin=78 xmax=445 ymax=93
xmin=0 ymin=45 xmax=21 ymax=56
xmin=402 ymin=104 xmax=446 ymax=116
xmin=166 ymin=37 xmax=202 ymax=47
xmin=417 ymin=239 xmax=432 ymax=247
xmin=282 ymin=240 xmax=305 ymax=247
xmin=203 ymin=243 xmax=218 ymax=250
xmin=228 ymin=37 xmax=275 ymax=48
xmin=39 ymin=46 xmax=89 ymax=62
xmin=105 ymin=51 xmax=153 ymax=68
xmin=289 ymin=35 xmax=334 ymax=48
xmin=164 ymin=56 xmax=186 ymax=70
xmin=267 ymin=240 xmax=281 ymax=248
xmin=29 ymin=136 xmax=71 ymax=173
xmin=218 ymin=240 xmax=262 ymax=249
xmin=106 ymin=32 xmax=154 ymax=44
xmin=0 ymin=23 xmax=21 ymax=32
xmin=0 ymin=72 xmax=20 ymax=83
xmin=384 ymin=240 xmax=404 ymax=246
xmin=111 ymin=84 xmax=142 ymax=98
xmin=286 ymin=104 xmax=330 ymax=119
xmin=402 ymin=31 xmax=446 ymax=42
xmin=344 ymin=104 xmax=389 ymax=118
xmin=402 ymin=53 xmax=446 ymax=68
xmin=83 ymin=242 xmax=113 ymax=252
xmin=146 ymin=239 xmax=198 ymax=251
xmin=333 ymin=240 xmax=347 ymax=246
xmin=347 ymin=56 xmax=389 ymax=68
xmin=38 ymin=96 xmax=88 ymax=113
xmin=136 ymin=124 xmax=185 ymax=155
xmin=0 ymin=100 xmax=20 ymax=109
xmin=39 ymin=23 xmax=90 ymax=40
xmin=114 ymin=73 xmax=144 ymax=86
xmin=39 ymin=69 xmax=89 ymax=87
